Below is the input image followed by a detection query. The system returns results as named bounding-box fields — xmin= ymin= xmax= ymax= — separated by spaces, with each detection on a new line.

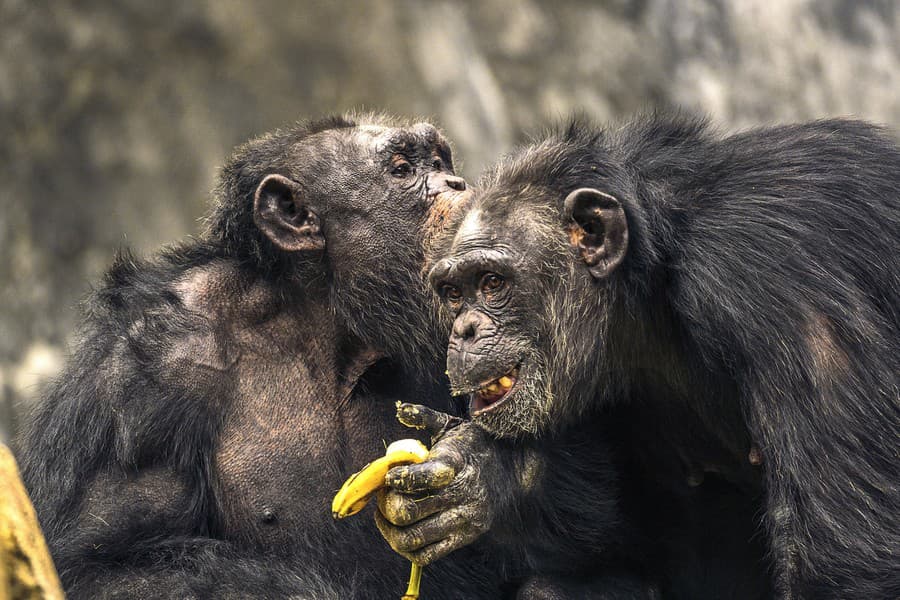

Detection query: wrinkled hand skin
xmin=375 ymin=403 xmax=520 ymax=566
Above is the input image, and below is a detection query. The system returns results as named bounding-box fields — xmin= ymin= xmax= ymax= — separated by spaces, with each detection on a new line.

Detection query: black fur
xmin=16 ymin=114 xmax=502 ymax=599
xmin=430 ymin=113 xmax=899 ymax=598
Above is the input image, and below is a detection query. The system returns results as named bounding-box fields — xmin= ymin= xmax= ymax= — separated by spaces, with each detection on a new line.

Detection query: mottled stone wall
xmin=1 ymin=0 xmax=897 ymax=441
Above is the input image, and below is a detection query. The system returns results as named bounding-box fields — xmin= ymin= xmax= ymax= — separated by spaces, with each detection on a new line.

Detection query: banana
xmin=331 ymin=438 xmax=429 ymax=518
xmin=332 ymin=438 xmax=430 ymax=600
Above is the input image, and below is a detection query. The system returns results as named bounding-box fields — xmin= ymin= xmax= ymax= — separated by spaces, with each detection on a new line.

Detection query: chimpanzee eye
xmin=391 ymin=161 xmax=415 ymax=178
xmin=480 ymin=273 xmax=505 ymax=294
xmin=432 ymin=158 xmax=443 ymax=170
xmin=441 ymin=285 xmax=463 ymax=303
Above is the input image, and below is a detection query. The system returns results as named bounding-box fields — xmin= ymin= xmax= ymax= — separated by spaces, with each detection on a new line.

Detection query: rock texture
xmin=0 ymin=444 xmax=64 ymax=600
xmin=2 ymin=0 xmax=898 ymax=441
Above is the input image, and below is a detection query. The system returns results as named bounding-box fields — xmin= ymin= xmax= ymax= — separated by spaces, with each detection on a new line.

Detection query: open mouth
xmin=470 ymin=365 xmax=520 ymax=415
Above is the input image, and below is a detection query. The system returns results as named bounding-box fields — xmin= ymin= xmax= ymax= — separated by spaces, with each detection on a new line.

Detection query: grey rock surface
xmin=1 ymin=0 xmax=898 ymax=441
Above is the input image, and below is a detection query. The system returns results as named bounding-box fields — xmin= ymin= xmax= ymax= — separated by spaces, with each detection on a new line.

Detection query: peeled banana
xmin=331 ymin=438 xmax=429 ymax=518
xmin=332 ymin=438 xmax=430 ymax=600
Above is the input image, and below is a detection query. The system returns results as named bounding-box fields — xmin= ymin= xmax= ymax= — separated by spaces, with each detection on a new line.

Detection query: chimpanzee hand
xmin=374 ymin=403 xmax=519 ymax=565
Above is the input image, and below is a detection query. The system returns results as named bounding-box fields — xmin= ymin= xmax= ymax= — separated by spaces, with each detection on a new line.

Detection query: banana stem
xmin=400 ymin=562 xmax=423 ymax=600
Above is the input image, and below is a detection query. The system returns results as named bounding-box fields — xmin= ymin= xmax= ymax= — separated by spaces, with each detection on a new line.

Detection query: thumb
xmin=396 ymin=403 xmax=462 ymax=442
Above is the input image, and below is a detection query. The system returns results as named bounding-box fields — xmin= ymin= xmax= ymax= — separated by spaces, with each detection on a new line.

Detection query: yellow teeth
xmin=331 ymin=439 xmax=429 ymax=519
xmin=478 ymin=373 xmax=516 ymax=396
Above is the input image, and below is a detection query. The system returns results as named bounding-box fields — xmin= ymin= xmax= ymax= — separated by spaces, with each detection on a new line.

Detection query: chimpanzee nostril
xmin=452 ymin=311 xmax=489 ymax=343
xmin=452 ymin=317 xmax=476 ymax=341
xmin=445 ymin=176 xmax=466 ymax=191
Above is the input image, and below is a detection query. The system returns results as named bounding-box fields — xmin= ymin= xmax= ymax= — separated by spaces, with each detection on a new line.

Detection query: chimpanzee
xmin=15 ymin=114 xmax=508 ymax=599
xmin=378 ymin=114 xmax=900 ymax=598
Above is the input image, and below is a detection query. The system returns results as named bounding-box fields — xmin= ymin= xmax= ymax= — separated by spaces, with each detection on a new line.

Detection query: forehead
xmin=430 ymin=205 xmax=539 ymax=285
xmin=446 ymin=207 xmax=525 ymax=264
xmin=441 ymin=193 xmax=562 ymax=264
xmin=452 ymin=209 xmax=495 ymax=253
xmin=351 ymin=122 xmax=447 ymax=155
xmin=289 ymin=123 xmax=448 ymax=179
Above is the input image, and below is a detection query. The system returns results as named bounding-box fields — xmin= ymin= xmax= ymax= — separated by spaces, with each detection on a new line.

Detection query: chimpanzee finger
xmin=374 ymin=507 xmax=468 ymax=554
xmin=376 ymin=487 xmax=456 ymax=527
xmin=385 ymin=460 xmax=456 ymax=493
xmin=396 ymin=403 xmax=462 ymax=439
xmin=407 ymin=532 xmax=476 ymax=566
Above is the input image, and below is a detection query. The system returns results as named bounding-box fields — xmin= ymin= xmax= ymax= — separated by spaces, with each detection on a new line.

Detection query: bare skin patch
xmin=804 ymin=313 xmax=850 ymax=385
xmin=452 ymin=209 xmax=484 ymax=250
xmin=516 ymin=449 xmax=543 ymax=492
xmin=566 ymin=222 xmax=585 ymax=248
xmin=173 ymin=260 xmax=239 ymax=313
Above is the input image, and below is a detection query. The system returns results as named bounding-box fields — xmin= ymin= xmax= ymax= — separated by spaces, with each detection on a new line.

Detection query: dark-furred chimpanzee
xmin=378 ymin=114 xmax=900 ymax=599
xmin=15 ymin=114 xmax=507 ymax=599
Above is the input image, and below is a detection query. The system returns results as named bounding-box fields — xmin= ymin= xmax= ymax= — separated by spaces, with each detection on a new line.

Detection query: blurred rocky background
xmin=1 ymin=0 xmax=898 ymax=443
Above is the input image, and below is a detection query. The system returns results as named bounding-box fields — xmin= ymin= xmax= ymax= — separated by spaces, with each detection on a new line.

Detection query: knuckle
xmin=391 ymin=505 xmax=418 ymax=526
xmin=446 ymin=464 xmax=476 ymax=493
xmin=410 ymin=552 xmax=433 ymax=567
xmin=395 ymin=529 xmax=425 ymax=552
xmin=425 ymin=538 xmax=458 ymax=564
xmin=375 ymin=519 xmax=399 ymax=546
xmin=432 ymin=445 xmax=465 ymax=470
xmin=388 ymin=538 xmax=407 ymax=554
xmin=427 ymin=463 xmax=457 ymax=487
xmin=386 ymin=467 xmax=409 ymax=488
xmin=381 ymin=525 xmax=407 ymax=551
xmin=470 ymin=514 xmax=491 ymax=534
xmin=457 ymin=503 xmax=490 ymax=532
xmin=413 ymin=545 xmax=442 ymax=566
xmin=381 ymin=492 xmax=418 ymax=525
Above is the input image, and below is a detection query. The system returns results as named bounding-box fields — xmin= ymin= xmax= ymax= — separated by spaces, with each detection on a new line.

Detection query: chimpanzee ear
xmin=563 ymin=187 xmax=628 ymax=280
xmin=253 ymin=174 xmax=325 ymax=252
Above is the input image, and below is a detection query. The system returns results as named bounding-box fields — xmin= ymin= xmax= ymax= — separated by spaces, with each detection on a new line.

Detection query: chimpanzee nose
xmin=445 ymin=176 xmax=466 ymax=191
xmin=427 ymin=173 xmax=468 ymax=197
xmin=451 ymin=311 xmax=490 ymax=343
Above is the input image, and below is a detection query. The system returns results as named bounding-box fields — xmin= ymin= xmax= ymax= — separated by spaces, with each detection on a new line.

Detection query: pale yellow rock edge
xmin=0 ymin=444 xmax=63 ymax=600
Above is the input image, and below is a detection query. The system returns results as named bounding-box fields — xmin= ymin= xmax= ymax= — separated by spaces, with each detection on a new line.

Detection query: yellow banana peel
xmin=331 ymin=438 xmax=428 ymax=518
xmin=332 ymin=438 xmax=429 ymax=599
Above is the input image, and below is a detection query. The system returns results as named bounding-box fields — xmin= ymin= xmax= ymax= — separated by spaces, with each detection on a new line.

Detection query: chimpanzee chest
xmin=213 ymin=356 xmax=411 ymax=552
xmin=213 ymin=358 xmax=341 ymax=549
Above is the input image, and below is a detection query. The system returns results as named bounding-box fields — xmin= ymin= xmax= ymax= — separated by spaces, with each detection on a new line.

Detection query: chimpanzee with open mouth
xmin=378 ymin=113 xmax=899 ymax=599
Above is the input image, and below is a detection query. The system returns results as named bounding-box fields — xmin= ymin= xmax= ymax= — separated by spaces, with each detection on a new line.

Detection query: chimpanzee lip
xmin=470 ymin=364 xmax=521 ymax=416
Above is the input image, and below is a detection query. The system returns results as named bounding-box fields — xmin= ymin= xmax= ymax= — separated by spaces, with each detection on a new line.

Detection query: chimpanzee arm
xmin=376 ymin=404 xmax=655 ymax=598
xmin=676 ymin=216 xmax=900 ymax=597
xmin=743 ymin=356 xmax=899 ymax=598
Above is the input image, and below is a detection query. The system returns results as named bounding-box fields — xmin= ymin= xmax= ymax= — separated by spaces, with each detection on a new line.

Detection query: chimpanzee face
xmin=251 ymin=118 xmax=468 ymax=363
xmin=428 ymin=181 xmax=629 ymax=438
xmin=427 ymin=200 xmax=562 ymax=438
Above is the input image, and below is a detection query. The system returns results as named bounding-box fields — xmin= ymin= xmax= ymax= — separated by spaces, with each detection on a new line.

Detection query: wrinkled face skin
xmin=427 ymin=200 xmax=585 ymax=438
xmin=255 ymin=120 xmax=468 ymax=371
xmin=427 ymin=168 xmax=629 ymax=439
